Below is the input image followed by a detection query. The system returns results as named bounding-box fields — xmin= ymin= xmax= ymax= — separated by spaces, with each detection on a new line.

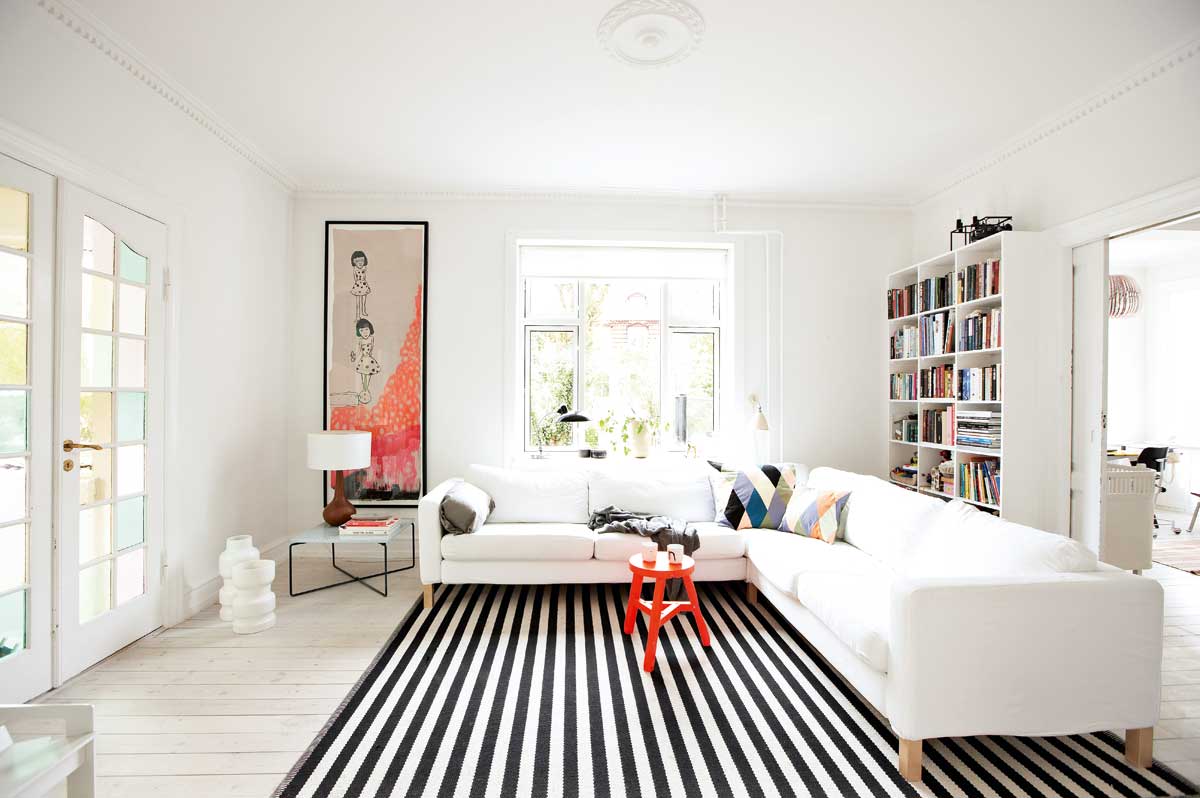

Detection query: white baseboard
xmin=184 ymin=575 xmax=221 ymax=617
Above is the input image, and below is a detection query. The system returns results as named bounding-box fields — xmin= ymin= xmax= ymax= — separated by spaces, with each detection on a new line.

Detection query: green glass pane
xmin=0 ymin=322 xmax=27 ymax=385
xmin=80 ymin=333 xmax=113 ymax=387
xmin=0 ymin=252 xmax=28 ymax=318
xmin=0 ymin=187 xmax=29 ymax=253
xmin=119 ymin=241 xmax=147 ymax=284
xmin=117 ymin=392 xmax=145 ymax=441
xmin=79 ymin=391 xmax=112 ymax=445
xmin=0 ymin=589 xmax=26 ymax=660
xmin=0 ymin=391 xmax=27 ymax=453
xmin=79 ymin=560 xmax=111 ymax=623
xmin=116 ymin=496 xmax=144 ymax=551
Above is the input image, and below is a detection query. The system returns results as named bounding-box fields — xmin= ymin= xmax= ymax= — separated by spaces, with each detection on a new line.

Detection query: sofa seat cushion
xmin=441 ymin=523 xmax=595 ymax=561
xmin=793 ymin=572 xmax=891 ymax=673
xmin=593 ymin=521 xmax=745 ymax=562
xmin=741 ymin=529 xmax=856 ymax=596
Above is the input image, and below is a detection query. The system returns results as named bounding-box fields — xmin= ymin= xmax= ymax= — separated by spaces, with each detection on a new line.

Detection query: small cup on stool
xmin=641 ymin=541 xmax=658 ymax=564
xmin=667 ymin=543 xmax=684 ymax=564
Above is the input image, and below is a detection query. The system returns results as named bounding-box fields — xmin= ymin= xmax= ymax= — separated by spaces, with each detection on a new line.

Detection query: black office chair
xmin=1134 ymin=446 xmax=1171 ymax=531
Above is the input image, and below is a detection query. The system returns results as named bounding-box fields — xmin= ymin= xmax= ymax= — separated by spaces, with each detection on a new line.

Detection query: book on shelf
xmin=955 ymin=410 xmax=1001 ymax=449
xmin=890 ymin=373 xmax=916 ymax=400
xmin=960 ymin=307 xmax=1001 ymax=351
xmin=892 ymin=413 xmax=917 ymax=443
xmin=890 ymin=325 xmax=917 ymax=359
xmin=919 ymin=364 xmax=954 ymax=399
xmin=956 ymin=258 xmax=1001 ymax=303
xmin=339 ymin=516 xmax=402 ymax=536
xmin=958 ymin=459 xmax=1000 ymax=506
xmin=917 ymin=274 xmax=952 ymax=312
xmin=921 ymin=406 xmax=954 ymax=446
xmin=887 ymin=283 xmax=916 ymax=319
xmin=957 ymin=365 xmax=1001 ymax=401
xmin=919 ymin=309 xmax=955 ymax=356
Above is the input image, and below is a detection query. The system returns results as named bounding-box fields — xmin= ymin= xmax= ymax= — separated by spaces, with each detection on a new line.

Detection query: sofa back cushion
xmin=465 ymin=464 xmax=589 ymax=524
xmin=841 ymin=477 xmax=945 ymax=565
xmin=901 ymin=499 xmax=1099 ymax=577
xmin=805 ymin=466 xmax=868 ymax=493
xmin=588 ymin=469 xmax=714 ymax=522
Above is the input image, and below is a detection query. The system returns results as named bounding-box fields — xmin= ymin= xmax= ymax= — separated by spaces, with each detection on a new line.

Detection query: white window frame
xmin=508 ymin=235 xmax=739 ymax=460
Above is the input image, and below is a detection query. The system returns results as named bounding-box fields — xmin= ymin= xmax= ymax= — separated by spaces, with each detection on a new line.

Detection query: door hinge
xmin=1101 ymin=411 xmax=1108 ymax=430
xmin=163 ymin=268 xmax=171 ymax=302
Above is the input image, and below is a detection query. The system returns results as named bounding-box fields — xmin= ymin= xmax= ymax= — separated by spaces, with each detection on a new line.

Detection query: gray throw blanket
xmin=588 ymin=506 xmax=701 ymax=556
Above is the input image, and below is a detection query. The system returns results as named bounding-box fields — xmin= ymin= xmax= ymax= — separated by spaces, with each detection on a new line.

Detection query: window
xmin=519 ymin=244 xmax=727 ymax=453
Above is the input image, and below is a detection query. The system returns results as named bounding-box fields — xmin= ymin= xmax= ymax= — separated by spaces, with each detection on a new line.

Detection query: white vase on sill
xmin=218 ymin=534 xmax=259 ymax=622
xmin=232 ymin=559 xmax=276 ymax=635
xmin=630 ymin=428 xmax=653 ymax=458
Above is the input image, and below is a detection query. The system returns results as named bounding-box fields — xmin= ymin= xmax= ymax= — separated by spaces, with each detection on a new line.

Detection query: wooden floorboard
xmin=32 ymin=554 xmax=1200 ymax=795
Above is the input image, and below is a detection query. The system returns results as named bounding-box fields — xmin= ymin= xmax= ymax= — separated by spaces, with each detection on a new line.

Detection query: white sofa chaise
xmin=417 ymin=463 xmax=1163 ymax=781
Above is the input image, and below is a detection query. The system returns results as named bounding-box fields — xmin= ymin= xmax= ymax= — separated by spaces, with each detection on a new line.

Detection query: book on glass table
xmin=339 ymin=517 xmax=400 ymax=536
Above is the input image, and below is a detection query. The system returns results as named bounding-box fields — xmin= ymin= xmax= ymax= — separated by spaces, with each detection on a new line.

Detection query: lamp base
xmin=322 ymin=470 xmax=357 ymax=527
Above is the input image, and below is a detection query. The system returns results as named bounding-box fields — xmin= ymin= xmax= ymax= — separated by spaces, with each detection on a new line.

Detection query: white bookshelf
xmin=886 ymin=232 xmax=1069 ymax=532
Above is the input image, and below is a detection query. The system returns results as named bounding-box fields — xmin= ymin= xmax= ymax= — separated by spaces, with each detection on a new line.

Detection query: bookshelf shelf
xmin=885 ymin=231 xmax=1066 ymax=528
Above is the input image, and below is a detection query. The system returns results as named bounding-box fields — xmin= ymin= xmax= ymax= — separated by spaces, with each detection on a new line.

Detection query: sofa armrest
xmin=886 ymin=571 xmax=1163 ymax=741
xmin=417 ymin=477 xmax=462 ymax=585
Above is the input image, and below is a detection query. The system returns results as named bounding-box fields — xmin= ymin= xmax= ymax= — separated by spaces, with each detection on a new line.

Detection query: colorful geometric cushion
xmin=798 ymin=491 xmax=852 ymax=544
xmin=711 ymin=464 xmax=800 ymax=529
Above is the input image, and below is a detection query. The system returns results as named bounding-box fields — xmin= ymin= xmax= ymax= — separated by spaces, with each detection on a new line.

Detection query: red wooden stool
xmin=623 ymin=551 xmax=710 ymax=672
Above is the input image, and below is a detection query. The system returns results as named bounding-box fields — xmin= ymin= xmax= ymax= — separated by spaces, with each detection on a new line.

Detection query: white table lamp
xmin=308 ymin=431 xmax=372 ymax=526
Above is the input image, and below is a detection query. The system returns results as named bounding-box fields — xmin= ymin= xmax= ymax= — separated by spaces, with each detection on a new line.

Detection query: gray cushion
xmin=440 ymin=482 xmax=495 ymax=535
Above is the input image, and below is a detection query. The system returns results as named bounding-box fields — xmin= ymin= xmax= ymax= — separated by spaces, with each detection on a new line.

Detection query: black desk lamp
xmin=533 ymin=404 xmax=590 ymax=458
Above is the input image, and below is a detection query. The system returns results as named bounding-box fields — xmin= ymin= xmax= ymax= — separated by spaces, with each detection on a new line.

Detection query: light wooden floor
xmin=41 ymin=555 xmax=424 ymax=797
xmin=35 ymin=555 xmax=1200 ymax=796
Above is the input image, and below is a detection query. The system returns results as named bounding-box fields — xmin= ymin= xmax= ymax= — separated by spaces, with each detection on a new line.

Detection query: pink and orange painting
xmin=324 ymin=222 xmax=427 ymax=505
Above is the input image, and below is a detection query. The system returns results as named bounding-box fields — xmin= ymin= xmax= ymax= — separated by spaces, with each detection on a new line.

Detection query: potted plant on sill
xmin=621 ymin=413 xmax=666 ymax=458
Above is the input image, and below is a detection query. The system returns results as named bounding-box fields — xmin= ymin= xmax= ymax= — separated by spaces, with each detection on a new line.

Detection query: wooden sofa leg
xmin=899 ymin=738 xmax=922 ymax=781
xmin=1126 ymin=727 xmax=1153 ymax=767
xmin=746 ymin=583 xmax=758 ymax=605
xmin=422 ymin=584 xmax=435 ymax=609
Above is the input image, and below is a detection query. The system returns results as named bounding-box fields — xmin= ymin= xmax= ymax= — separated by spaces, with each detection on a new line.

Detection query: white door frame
xmin=1050 ymin=174 xmax=1200 ymax=542
xmin=0 ymin=118 xmax=188 ymax=630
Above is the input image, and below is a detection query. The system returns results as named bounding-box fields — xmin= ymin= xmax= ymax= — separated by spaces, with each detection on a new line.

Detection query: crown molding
xmin=914 ymin=30 xmax=1200 ymax=206
xmin=293 ymin=187 xmax=910 ymax=212
xmin=36 ymin=0 xmax=298 ymax=192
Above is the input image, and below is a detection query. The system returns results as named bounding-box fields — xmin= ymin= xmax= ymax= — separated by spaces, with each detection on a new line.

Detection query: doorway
xmin=0 ymin=152 xmax=168 ymax=702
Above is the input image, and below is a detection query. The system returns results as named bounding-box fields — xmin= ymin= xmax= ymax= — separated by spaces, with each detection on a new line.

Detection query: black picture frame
xmin=322 ymin=220 xmax=428 ymax=508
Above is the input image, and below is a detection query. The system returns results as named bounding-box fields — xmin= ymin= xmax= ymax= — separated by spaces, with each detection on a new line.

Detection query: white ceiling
xmin=74 ymin=0 xmax=1200 ymax=200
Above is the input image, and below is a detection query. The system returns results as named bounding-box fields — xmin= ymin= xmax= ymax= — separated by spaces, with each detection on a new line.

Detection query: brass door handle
xmin=63 ymin=440 xmax=102 ymax=453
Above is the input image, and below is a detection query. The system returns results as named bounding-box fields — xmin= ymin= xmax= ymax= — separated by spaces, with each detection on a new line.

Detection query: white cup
xmin=642 ymin=541 xmax=658 ymax=564
xmin=667 ymin=543 xmax=684 ymax=564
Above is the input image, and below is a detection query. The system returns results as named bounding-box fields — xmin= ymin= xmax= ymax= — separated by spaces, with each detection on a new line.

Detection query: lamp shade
xmin=307 ymin=431 xmax=371 ymax=470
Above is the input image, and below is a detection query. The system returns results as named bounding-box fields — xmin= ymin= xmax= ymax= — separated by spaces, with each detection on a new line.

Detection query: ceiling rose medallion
xmin=597 ymin=0 xmax=705 ymax=69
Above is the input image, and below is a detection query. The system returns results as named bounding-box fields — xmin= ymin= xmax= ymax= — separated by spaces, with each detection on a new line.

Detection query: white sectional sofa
xmin=417 ymin=462 xmax=1163 ymax=781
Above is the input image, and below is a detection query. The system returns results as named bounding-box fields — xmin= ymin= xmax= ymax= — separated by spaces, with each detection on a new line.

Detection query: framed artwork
xmin=323 ymin=221 xmax=428 ymax=507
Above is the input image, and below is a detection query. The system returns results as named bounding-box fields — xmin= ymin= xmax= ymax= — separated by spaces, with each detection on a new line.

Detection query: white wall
xmin=0 ymin=3 xmax=293 ymax=609
xmin=1106 ymin=267 xmax=1147 ymax=447
xmin=910 ymin=56 xmax=1200 ymax=261
xmin=286 ymin=197 xmax=910 ymax=532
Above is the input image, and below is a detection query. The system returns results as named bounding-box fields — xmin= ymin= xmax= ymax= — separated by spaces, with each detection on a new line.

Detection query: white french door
xmin=1070 ymin=239 xmax=1109 ymax=553
xmin=0 ymin=154 xmax=55 ymax=703
xmin=56 ymin=182 xmax=165 ymax=681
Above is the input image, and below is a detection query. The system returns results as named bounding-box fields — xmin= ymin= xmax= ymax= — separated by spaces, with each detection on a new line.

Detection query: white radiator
xmin=1102 ymin=464 xmax=1157 ymax=570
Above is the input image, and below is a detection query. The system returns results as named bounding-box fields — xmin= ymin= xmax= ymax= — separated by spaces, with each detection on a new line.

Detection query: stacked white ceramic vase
xmin=231 ymin=559 xmax=277 ymax=634
xmin=217 ymin=535 xmax=259 ymax=622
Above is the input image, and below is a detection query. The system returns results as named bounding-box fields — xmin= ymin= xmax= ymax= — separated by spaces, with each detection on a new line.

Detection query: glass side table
xmin=287 ymin=520 xmax=415 ymax=597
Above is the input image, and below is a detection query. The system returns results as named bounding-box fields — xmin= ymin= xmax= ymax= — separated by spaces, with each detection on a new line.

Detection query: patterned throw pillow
xmin=712 ymin=464 xmax=800 ymax=529
xmin=798 ymin=491 xmax=852 ymax=544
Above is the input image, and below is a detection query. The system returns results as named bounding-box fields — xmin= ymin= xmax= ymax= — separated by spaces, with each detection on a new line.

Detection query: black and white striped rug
xmin=275 ymin=583 xmax=1196 ymax=798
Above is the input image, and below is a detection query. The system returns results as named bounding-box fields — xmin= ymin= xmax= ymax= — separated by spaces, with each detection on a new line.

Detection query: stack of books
xmin=339 ymin=517 xmax=402 ymax=536
xmin=919 ymin=310 xmax=955 ymax=356
xmin=919 ymin=365 xmax=954 ymax=399
xmin=960 ymin=308 xmax=1001 ymax=351
xmin=890 ymin=373 xmax=916 ymax=400
xmin=890 ymin=325 xmax=917 ymax=359
xmin=921 ymin=406 xmax=954 ymax=445
xmin=957 ymin=365 xmax=1001 ymax=401
xmin=959 ymin=460 xmax=1000 ymax=506
xmin=887 ymin=283 xmax=916 ymax=318
xmin=956 ymin=258 xmax=1001 ymax=303
xmin=956 ymin=410 xmax=1001 ymax=449
xmin=917 ymin=275 xmax=952 ymax=312
xmin=892 ymin=414 xmax=917 ymax=443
